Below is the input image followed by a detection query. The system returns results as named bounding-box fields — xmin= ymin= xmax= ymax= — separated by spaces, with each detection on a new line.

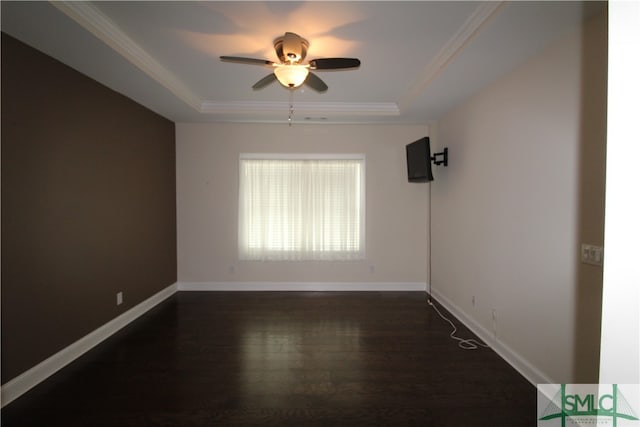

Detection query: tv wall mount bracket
xmin=431 ymin=147 xmax=448 ymax=167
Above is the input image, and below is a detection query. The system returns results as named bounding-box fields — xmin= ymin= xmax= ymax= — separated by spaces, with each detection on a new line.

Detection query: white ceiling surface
xmin=1 ymin=1 xmax=604 ymax=124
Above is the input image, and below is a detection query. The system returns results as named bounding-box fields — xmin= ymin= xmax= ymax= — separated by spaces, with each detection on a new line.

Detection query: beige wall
xmin=177 ymin=123 xmax=429 ymax=286
xmin=430 ymin=11 xmax=607 ymax=384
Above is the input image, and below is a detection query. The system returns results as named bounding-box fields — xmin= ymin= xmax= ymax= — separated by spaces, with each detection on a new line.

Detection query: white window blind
xmin=238 ymin=154 xmax=365 ymax=261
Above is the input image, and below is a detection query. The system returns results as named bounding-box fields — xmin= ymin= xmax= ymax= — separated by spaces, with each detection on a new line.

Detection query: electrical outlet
xmin=581 ymin=244 xmax=604 ymax=266
xmin=116 ymin=292 xmax=123 ymax=306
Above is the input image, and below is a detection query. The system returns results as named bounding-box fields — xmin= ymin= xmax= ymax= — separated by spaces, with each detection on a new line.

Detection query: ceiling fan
xmin=220 ymin=32 xmax=361 ymax=93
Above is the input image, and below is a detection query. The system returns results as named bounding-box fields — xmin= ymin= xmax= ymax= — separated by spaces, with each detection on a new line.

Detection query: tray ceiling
xmin=1 ymin=1 xmax=604 ymax=124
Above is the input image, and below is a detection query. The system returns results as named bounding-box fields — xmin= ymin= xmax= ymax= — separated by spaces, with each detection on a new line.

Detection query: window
xmin=238 ymin=154 xmax=365 ymax=261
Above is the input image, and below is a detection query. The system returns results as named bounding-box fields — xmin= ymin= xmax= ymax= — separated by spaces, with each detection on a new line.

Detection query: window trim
xmin=240 ymin=153 xmax=366 ymax=161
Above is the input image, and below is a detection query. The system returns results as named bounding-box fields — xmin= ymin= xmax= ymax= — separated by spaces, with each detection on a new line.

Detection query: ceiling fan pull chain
xmin=288 ymin=89 xmax=294 ymax=126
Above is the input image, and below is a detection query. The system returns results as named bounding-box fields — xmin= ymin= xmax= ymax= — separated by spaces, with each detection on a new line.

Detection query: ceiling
xmin=1 ymin=1 xmax=604 ymax=124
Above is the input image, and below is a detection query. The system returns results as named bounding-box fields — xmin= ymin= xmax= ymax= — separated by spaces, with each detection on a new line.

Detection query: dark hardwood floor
xmin=1 ymin=292 xmax=536 ymax=426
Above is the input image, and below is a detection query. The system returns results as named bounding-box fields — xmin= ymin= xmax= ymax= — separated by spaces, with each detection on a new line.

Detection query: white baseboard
xmin=0 ymin=282 xmax=178 ymax=408
xmin=430 ymin=287 xmax=553 ymax=386
xmin=2 ymin=282 xmax=549 ymax=408
xmin=177 ymin=281 xmax=426 ymax=292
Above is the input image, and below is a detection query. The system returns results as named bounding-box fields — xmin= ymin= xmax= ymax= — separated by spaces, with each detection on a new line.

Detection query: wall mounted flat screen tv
xmin=406 ymin=137 xmax=434 ymax=182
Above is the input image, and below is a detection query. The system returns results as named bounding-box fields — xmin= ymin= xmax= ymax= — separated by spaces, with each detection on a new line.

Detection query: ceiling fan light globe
xmin=274 ymin=65 xmax=309 ymax=88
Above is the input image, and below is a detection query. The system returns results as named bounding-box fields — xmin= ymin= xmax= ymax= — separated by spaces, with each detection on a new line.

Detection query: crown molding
xmin=49 ymin=2 xmax=398 ymax=121
xmin=398 ymin=1 xmax=506 ymax=112
xmin=51 ymin=1 xmax=203 ymax=111
xmin=200 ymin=101 xmax=400 ymax=116
xmin=50 ymin=1 xmax=501 ymax=122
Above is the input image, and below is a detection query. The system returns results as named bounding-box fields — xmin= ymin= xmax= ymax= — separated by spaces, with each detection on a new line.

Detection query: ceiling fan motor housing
xmin=220 ymin=31 xmax=359 ymax=93
xmin=274 ymin=32 xmax=308 ymax=63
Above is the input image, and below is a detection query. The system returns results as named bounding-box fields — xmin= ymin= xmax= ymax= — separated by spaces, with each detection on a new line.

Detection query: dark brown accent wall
xmin=1 ymin=33 xmax=177 ymax=383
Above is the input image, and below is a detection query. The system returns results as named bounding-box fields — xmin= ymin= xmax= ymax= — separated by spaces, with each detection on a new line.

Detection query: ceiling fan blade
xmin=220 ymin=56 xmax=275 ymax=67
xmin=309 ymin=58 xmax=361 ymax=70
xmin=252 ymin=73 xmax=277 ymax=90
xmin=304 ymin=72 xmax=328 ymax=92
